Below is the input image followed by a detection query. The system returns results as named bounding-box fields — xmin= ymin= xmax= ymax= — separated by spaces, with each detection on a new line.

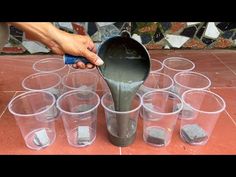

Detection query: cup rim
xmin=22 ymin=72 xmax=62 ymax=91
xmin=56 ymin=90 xmax=100 ymax=115
xmin=101 ymin=92 xmax=142 ymax=114
xmin=8 ymin=90 xmax=56 ymax=117
xmin=33 ymin=58 xmax=68 ymax=73
xmin=163 ymin=57 xmax=195 ymax=72
xmin=150 ymin=59 xmax=164 ymax=73
xmin=142 ymin=90 xmax=183 ymax=115
xmin=182 ymin=89 xmax=226 ymax=114
xmin=61 ymin=70 xmax=99 ymax=90
xmin=173 ymin=71 xmax=211 ymax=90
xmin=142 ymin=72 xmax=174 ymax=91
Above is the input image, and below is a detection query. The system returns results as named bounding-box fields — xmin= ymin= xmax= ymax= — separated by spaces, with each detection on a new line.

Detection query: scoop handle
xmin=63 ymin=54 xmax=91 ymax=65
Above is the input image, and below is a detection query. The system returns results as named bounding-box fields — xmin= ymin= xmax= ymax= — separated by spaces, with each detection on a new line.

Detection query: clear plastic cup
xmin=173 ymin=71 xmax=211 ymax=119
xmin=142 ymin=90 xmax=183 ymax=147
xmin=137 ymin=73 xmax=174 ymax=119
xmin=137 ymin=73 xmax=174 ymax=96
xmin=150 ymin=59 xmax=163 ymax=73
xmin=56 ymin=90 xmax=100 ymax=147
xmin=8 ymin=91 xmax=57 ymax=150
xmin=174 ymin=71 xmax=211 ymax=96
xmin=163 ymin=57 xmax=195 ymax=95
xmin=163 ymin=57 xmax=195 ymax=78
xmin=101 ymin=93 xmax=142 ymax=147
xmin=22 ymin=72 xmax=62 ymax=99
xmin=180 ymin=90 xmax=226 ymax=146
xmin=33 ymin=58 xmax=70 ymax=77
xmin=61 ymin=71 xmax=99 ymax=93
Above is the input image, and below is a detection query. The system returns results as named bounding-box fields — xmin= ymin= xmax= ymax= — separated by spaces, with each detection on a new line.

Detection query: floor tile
xmin=210 ymin=87 xmax=236 ymax=123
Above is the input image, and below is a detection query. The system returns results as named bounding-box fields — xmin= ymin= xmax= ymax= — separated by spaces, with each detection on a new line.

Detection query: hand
xmin=8 ymin=22 xmax=104 ymax=69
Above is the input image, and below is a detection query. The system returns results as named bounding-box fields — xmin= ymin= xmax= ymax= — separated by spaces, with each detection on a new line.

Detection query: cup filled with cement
xmin=101 ymin=93 xmax=142 ymax=147
xmin=173 ymin=71 xmax=211 ymax=119
xmin=97 ymin=30 xmax=150 ymax=146
xmin=180 ymin=90 xmax=226 ymax=145
xmin=56 ymin=90 xmax=100 ymax=147
xmin=142 ymin=90 xmax=183 ymax=147
xmin=8 ymin=91 xmax=57 ymax=150
xmin=137 ymin=73 xmax=174 ymax=119
xmin=61 ymin=70 xmax=99 ymax=94
xmin=33 ymin=57 xmax=70 ymax=77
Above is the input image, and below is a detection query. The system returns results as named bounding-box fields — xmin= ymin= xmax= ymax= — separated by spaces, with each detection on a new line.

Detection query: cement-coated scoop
xmin=98 ymin=30 xmax=150 ymax=146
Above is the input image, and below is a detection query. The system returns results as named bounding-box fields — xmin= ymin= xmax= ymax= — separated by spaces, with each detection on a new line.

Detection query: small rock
xmin=77 ymin=126 xmax=91 ymax=145
xmin=146 ymin=127 xmax=166 ymax=146
xmin=34 ymin=129 xmax=50 ymax=147
xmin=181 ymin=124 xmax=208 ymax=144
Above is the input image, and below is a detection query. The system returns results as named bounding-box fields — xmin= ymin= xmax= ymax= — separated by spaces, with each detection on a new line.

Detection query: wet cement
xmin=99 ymin=37 xmax=150 ymax=146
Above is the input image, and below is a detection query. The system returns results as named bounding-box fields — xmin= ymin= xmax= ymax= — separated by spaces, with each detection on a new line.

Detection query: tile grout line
xmin=224 ymin=109 xmax=236 ymax=127
xmin=0 ymin=91 xmax=18 ymax=119
xmin=119 ymin=147 xmax=122 ymax=155
xmin=212 ymin=53 xmax=236 ymax=76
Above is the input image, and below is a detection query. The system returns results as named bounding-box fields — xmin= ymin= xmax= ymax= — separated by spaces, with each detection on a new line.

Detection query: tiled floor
xmin=0 ymin=50 xmax=236 ymax=154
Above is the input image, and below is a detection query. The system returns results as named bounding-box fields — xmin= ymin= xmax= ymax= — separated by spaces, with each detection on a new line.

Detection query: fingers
xmin=76 ymin=61 xmax=86 ymax=69
xmin=50 ymin=46 xmax=65 ymax=55
xmin=72 ymin=64 xmax=78 ymax=69
xmin=88 ymin=45 xmax=96 ymax=53
xmin=86 ymin=63 xmax=94 ymax=69
xmin=72 ymin=63 xmax=95 ymax=70
xmin=87 ymin=41 xmax=97 ymax=53
xmin=81 ymin=48 xmax=104 ymax=66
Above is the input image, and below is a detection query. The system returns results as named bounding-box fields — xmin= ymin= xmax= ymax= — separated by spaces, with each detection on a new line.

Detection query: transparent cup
xmin=142 ymin=90 xmax=183 ymax=147
xmin=180 ymin=90 xmax=226 ymax=145
xmin=163 ymin=57 xmax=195 ymax=95
xmin=150 ymin=59 xmax=163 ymax=73
xmin=101 ymin=93 xmax=142 ymax=147
xmin=22 ymin=72 xmax=62 ymax=99
xmin=173 ymin=71 xmax=211 ymax=119
xmin=137 ymin=73 xmax=174 ymax=96
xmin=33 ymin=58 xmax=70 ymax=77
xmin=174 ymin=71 xmax=211 ymax=96
xmin=137 ymin=73 xmax=174 ymax=119
xmin=163 ymin=57 xmax=195 ymax=78
xmin=61 ymin=71 xmax=99 ymax=93
xmin=56 ymin=90 xmax=100 ymax=147
xmin=8 ymin=91 xmax=57 ymax=150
